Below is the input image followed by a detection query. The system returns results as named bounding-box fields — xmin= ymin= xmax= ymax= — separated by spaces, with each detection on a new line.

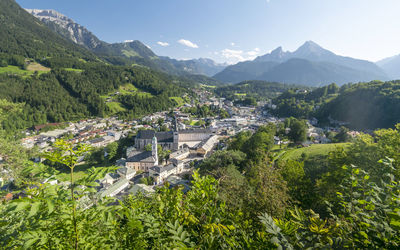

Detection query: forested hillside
xmin=0 ymin=0 xmax=197 ymax=131
xmin=0 ymin=64 xmax=190 ymax=131
xmin=272 ymin=80 xmax=400 ymax=130
xmin=0 ymin=0 xmax=95 ymax=62
xmin=215 ymin=80 xmax=306 ymax=101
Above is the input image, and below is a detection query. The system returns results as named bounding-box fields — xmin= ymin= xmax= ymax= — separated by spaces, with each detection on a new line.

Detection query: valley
xmin=1 ymin=0 xmax=400 ymax=249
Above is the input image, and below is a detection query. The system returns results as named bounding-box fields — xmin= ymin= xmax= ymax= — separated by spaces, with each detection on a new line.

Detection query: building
xmin=99 ymin=178 xmax=129 ymax=198
xmin=117 ymin=166 xmax=136 ymax=180
xmin=196 ymin=135 xmax=219 ymax=156
xmin=177 ymin=129 xmax=214 ymax=149
xmin=149 ymin=159 xmax=184 ymax=185
xmin=126 ymin=136 xmax=158 ymax=172
xmin=135 ymin=130 xmax=176 ymax=150
xmin=128 ymin=184 xmax=155 ymax=196
xmin=169 ymin=147 xmax=190 ymax=160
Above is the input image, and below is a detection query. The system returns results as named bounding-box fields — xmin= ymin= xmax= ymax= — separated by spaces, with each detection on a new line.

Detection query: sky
xmin=17 ymin=0 xmax=400 ymax=64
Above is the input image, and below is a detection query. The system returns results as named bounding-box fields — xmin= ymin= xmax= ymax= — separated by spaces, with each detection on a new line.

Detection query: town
xmin=14 ymin=87 xmax=359 ymax=200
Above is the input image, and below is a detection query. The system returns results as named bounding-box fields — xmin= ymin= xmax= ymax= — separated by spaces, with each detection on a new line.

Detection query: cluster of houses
xmin=21 ymin=118 xmax=131 ymax=150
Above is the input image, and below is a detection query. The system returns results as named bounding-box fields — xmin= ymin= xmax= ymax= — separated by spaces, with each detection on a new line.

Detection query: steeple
xmin=152 ymin=136 xmax=158 ymax=165
xmin=174 ymin=116 xmax=179 ymax=132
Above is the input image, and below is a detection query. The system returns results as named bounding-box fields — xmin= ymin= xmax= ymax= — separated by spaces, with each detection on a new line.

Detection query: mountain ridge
xmin=215 ymin=41 xmax=388 ymax=86
xmin=26 ymin=8 xmax=226 ymax=78
xmin=377 ymin=54 xmax=400 ymax=79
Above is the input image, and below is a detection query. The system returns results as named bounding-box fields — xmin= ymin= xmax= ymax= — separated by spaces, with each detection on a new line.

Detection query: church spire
xmin=174 ymin=116 xmax=179 ymax=132
xmin=152 ymin=136 xmax=158 ymax=165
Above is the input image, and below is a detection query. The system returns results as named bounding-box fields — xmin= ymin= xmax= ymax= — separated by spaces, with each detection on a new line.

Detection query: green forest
xmin=272 ymin=81 xmax=400 ymax=130
xmin=0 ymin=61 xmax=192 ymax=131
xmin=215 ymin=80 xmax=302 ymax=101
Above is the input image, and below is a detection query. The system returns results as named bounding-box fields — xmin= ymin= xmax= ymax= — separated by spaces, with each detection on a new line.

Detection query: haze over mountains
xmin=377 ymin=54 xmax=400 ymax=80
xmin=214 ymin=41 xmax=389 ymax=86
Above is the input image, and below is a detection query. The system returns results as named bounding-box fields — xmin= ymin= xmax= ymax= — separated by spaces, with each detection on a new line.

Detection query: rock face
xmin=26 ymin=9 xmax=103 ymax=49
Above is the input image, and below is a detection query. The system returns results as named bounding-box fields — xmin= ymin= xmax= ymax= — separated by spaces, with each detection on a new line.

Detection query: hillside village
xmin=11 ymin=87 xmax=361 ymax=200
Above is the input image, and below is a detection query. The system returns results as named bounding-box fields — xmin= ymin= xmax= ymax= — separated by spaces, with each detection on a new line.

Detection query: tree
xmin=288 ymin=119 xmax=307 ymax=144
xmin=0 ymin=60 xmax=7 ymax=67
xmin=106 ymin=142 xmax=118 ymax=161
xmin=334 ymin=126 xmax=350 ymax=142
xmin=44 ymin=140 xmax=91 ymax=250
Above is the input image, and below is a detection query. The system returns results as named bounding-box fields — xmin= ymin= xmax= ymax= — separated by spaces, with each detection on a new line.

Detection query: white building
xmin=99 ymin=178 xmax=129 ymax=198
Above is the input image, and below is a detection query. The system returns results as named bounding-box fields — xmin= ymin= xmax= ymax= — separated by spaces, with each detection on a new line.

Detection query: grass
xmin=56 ymin=163 xmax=113 ymax=182
xmin=27 ymin=62 xmax=51 ymax=72
xmin=0 ymin=65 xmax=31 ymax=75
xmin=122 ymin=49 xmax=139 ymax=58
xmin=170 ymin=96 xmax=185 ymax=106
xmin=56 ymin=163 xmax=93 ymax=182
xmin=200 ymin=84 xmax=217 ymax=89
xmin=101 ymin=83 xmax=154 ymax=115
xmin=279 ymin=143 xmax=351 ymax=161
xmin=235 ymin=93 xmax=247 ymax=96
xmin=63 ymin=68 xmax=84 ymax=73
xmin=0 ymin=63 xmax=50 ymax=78
xmin=106 ymin=102 xmax=127 ymax=113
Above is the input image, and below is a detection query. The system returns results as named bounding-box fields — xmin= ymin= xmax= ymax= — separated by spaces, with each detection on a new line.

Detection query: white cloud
xmin=221 ymin=49 xmax=245 ymax=63
xmin=145 ymin=44 xmax=151 ymax=49
xmin=124 ymin=40 xmax=134 ymax=43
xmin=178 ymin=39 xmax=199 ymax=48
xmin=220 ymin=47 xmax=262 ymax=64
xmin=247 ymin=47 xmax=261 ymax=56
xmin=157 ymin=41 xmax=169 ymax=47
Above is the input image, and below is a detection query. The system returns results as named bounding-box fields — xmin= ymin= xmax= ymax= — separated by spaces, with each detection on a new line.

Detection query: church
xmin=134 ymin=118 xmax=215 ymax=151
xmin=126 ymin=136 xmax=158 ymax=172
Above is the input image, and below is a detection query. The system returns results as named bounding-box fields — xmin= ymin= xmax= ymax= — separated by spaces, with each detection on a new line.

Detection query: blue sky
xmin=17 ymin=0 xmax=400 ymax=64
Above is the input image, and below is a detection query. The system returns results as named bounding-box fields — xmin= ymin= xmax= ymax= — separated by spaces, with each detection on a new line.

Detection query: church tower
xmin=173 ymin=116 xmax=179 ymax=150
xmin=152 ymin=136 xmax=158 ymax=165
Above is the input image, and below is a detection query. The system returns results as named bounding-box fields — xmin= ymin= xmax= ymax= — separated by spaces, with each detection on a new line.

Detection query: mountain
xmin=213 ymin=61 xmax=278 ymax=83
xmin=377 ymin=54 xmax=400 ymax=79
xmin=161 ymin=57 xmax=227 ymax=77
xmin=259 ymin=58 xmax=383 ymax=87
xmin=0 ymin=1 xmax=95 ymax=61
xmin=215 ymin=41 xmax=388 ymax=86
xmin=26 ymin=9 xmax=226 ymax=78
xmin=0 ymin=0 xmax=195 ymax=130
xmin=26 ymin=9 xmax=104 ymax=50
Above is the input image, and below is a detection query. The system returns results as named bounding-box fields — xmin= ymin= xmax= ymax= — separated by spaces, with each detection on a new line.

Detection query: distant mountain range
xmin=214 ymin=41 xmax=389 ymax=86
xmin=26 ymin=9 xmax=226 ymax=78
xmin=24 ymin=9 xmax=400 ymax=87
xmin=377 ymin=54 xmax=400 ymax=80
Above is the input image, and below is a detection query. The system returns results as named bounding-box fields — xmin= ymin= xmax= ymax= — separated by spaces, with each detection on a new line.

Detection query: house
xmin=128 ymin=184 xmax=155 ymax=196
xmin=274 ymin=136 xmax=282 ymax=145
xmin=117 ymin=166 xmax=136 ymax=180
xmin=99 ymin=178 xmax=129 ymax=198
xmin=169 ymin=147 xmax=190 ymax=160
xmin=99 ymin=173 xmax=119 ymax=187
xmin=149 ymin=159 xmax=184 ymax=185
